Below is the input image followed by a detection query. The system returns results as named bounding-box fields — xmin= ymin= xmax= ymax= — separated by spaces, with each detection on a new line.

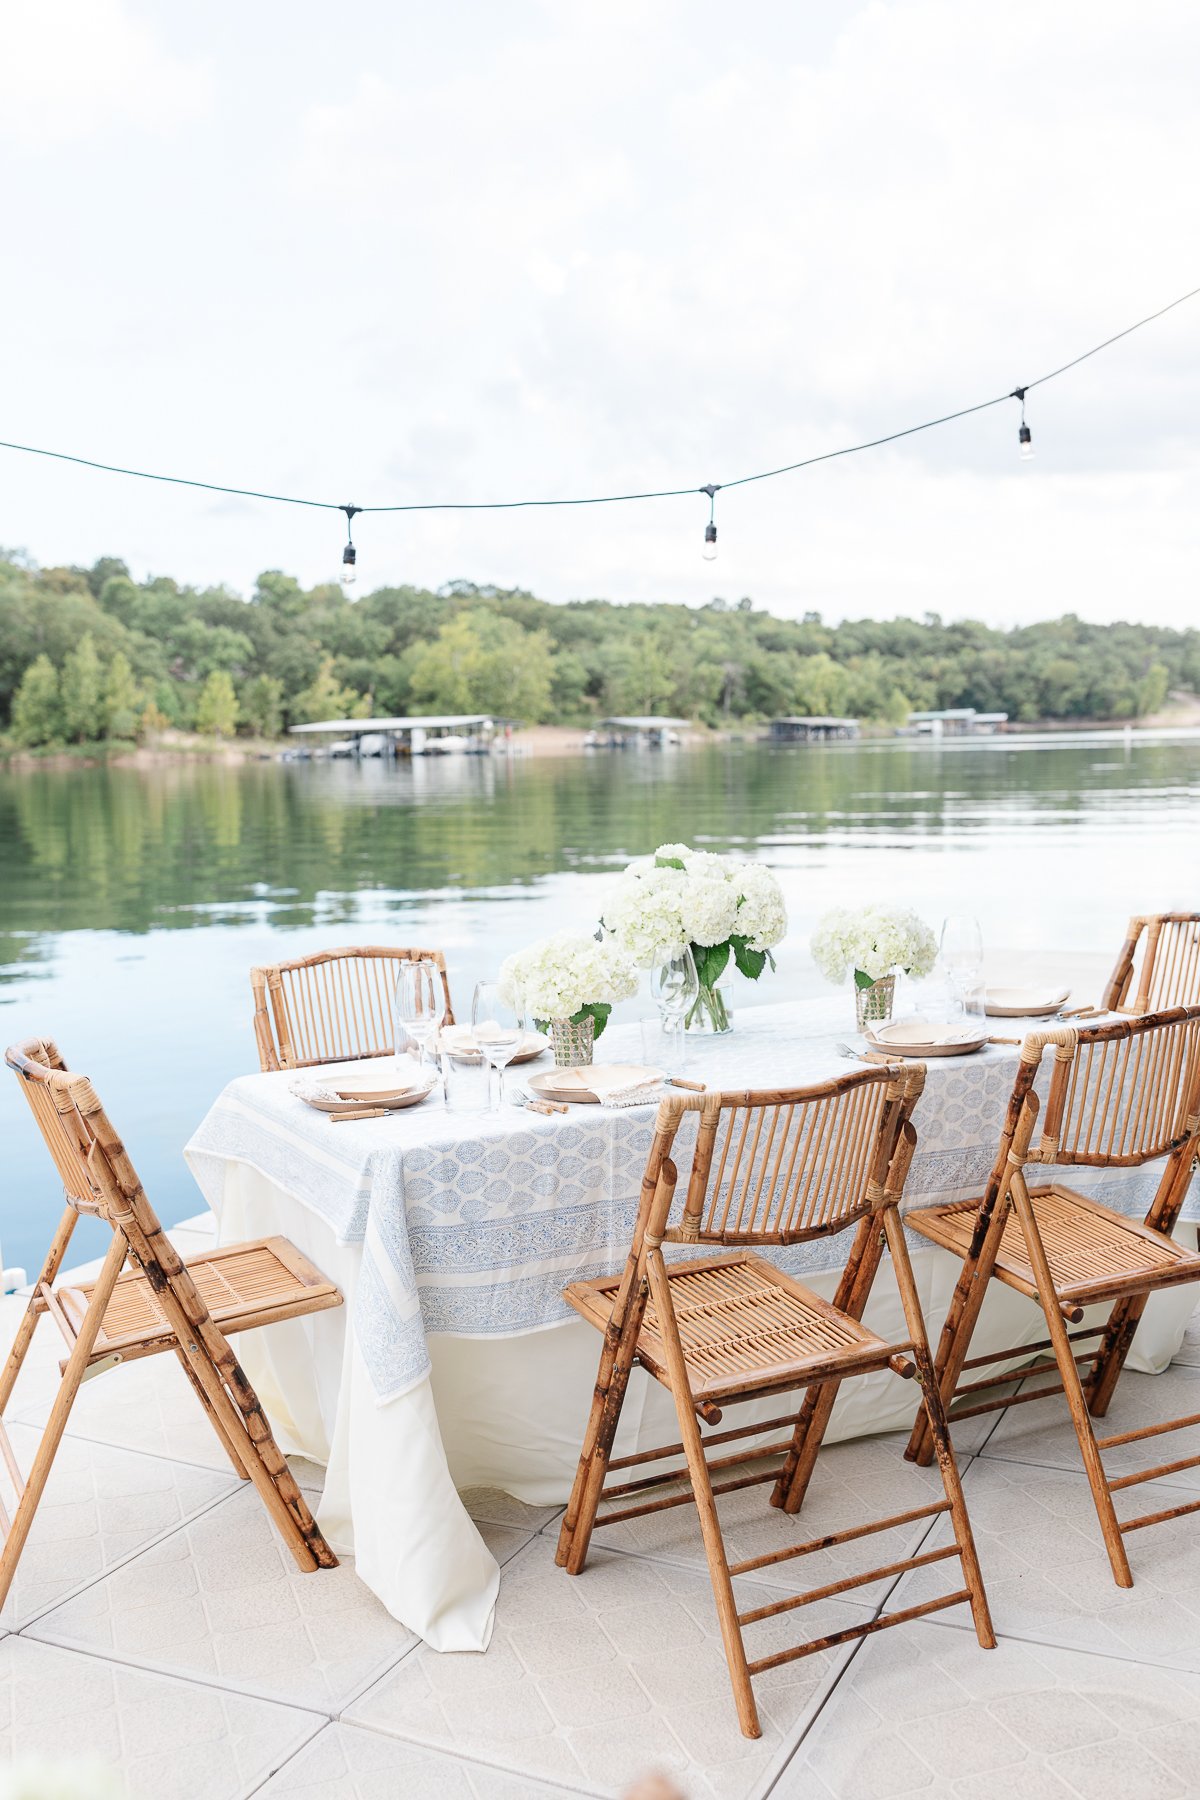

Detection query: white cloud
xmin=1 ymin=0 xmax=1197 ymax=624
xmin=1 ymin=0 xmax=209 ymax=143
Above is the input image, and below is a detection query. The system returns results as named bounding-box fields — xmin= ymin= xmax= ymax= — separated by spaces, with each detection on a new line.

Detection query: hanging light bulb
xmin=700 ymin=483 xmax=720 ymax=561
xmin=341 ymin=504 xmax=360 ymax=586
xmin=1013 ymin=388 xmax=1034 ymax=461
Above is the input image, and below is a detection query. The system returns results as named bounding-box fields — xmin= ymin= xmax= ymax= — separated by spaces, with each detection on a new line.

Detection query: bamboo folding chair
xmin=1102 ymin=914 xmax=1200 ymax=1014
xmin=250 ymin=944 xmax=455 ymax=1071
xmin=555 ymin=1064 xmax=994 ymax=1740
xmin=0 ymin=1037 xmax=345 ymax=1613
xmin=905 ymin=1007 xmax=1200 ymax=1589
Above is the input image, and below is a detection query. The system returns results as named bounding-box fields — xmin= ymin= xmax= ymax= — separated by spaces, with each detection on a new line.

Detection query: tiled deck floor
xmin=4 ymin=1212 xmax=1200 ymax=1800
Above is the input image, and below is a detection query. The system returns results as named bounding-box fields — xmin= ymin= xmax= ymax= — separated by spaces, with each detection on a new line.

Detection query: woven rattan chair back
xmin=1034 ymin=1007 xmax=1200 ymax=1173
xmin=905 ymin=1007 xmax=1200 ymax=1591
xmin=251 ymin=944 xmax=454 ymax=1071
xmin=1103 ymin=914 xmax=1200 ymax=1015
xmin=557 ymin=1061 xmax=995 ymax=1738
xmin=0 ymin=1037 xmax=343 ymax=1614
xmin=674 ymin=1069 xmax=910 ymax=1247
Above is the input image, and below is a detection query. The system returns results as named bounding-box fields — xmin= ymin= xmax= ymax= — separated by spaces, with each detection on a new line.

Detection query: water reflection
xmin=0 ymin=733 xmax=1196 ymax=1271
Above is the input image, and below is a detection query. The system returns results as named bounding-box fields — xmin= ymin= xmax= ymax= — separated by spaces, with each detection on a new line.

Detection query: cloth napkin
xmin=584 ymin=1064 xmax=665 ymax=1109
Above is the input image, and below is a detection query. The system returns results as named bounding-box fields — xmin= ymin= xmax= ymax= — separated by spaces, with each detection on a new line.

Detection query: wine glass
xmin=472 ymin=981 xmax=525 ymax=1109
xmin=940 ymin=915 xmax=984 ymax=1019
xmin=395 ymin=959 xmax=440 ymax=1075
xmin=649 ymin=944 xmax=698 ymax=1070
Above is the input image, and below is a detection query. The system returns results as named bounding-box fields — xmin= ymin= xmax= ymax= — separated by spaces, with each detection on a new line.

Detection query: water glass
xmin=441 ymin=1047 xmax=490 ymax=1114
xmin=649 ymin=943 xmax=698 ymax=1070
xmin=940 ymin=914 xmax=984 ymax=1016
xmin=395 ymin=959 xmax=440 ymax=1071
xmin=472 ymin=981 xmax=525 ymax=1109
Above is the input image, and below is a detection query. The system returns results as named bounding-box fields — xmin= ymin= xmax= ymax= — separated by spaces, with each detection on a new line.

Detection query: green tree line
xmin=0 ymin=551 xmax=1192 ymax=748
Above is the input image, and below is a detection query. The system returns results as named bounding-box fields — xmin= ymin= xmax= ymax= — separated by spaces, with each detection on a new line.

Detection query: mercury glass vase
xmin=549 ymin=1014 xmax=595 ymax=1067
xmin=854 ymin=974 xmax=896 ymax=1032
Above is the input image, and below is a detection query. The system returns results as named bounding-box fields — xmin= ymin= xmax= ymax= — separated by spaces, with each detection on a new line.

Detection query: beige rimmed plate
xmin=528 ymin=1064 xmax=664 ymax=1105
xmin=983 ymin=985 xmax=1071 ymax=1018
xmin=866 ymin=1019 xmax=987 ymax=1058
xmin=436 ymin=1026 xmax=549 ymax=1065
xmin=290 ymin=1060 xmax=438 ymax=1113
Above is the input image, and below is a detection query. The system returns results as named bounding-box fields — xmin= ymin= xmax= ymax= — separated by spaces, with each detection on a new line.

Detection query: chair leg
xmin=172 ymin=1346 xmax=251 ymax=1480
xmin=1010 ymin=1182 xmax=1133 ymax=1587
xmin=645 ymin=1253 xmax=760 ymax=1739
xmin=0 ymin=1231 xmax=128 ymax=1614
xmin=773 ymin=1217 xmax=884 ymax=1514
xmin=1085 ymin=1294 xmax=1150 ymax=1419
xmin=557 ymin=1277 xmax=649 ymax=1575
xmin=180 ymin=1339 xmax=336 ymax=1571
xmin=883 ymin=1209 xmax=995 ymax=1648
xmin=905 ymin=1215 xmax=1007 ymax=1468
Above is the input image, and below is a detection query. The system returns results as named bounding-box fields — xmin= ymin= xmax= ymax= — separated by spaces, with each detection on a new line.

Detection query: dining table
xmin=183 ymin=995 xmax=1200 ymax=1651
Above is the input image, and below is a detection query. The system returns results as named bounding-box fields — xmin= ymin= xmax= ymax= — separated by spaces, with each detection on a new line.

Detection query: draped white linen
xmin=185 ymin=999 xmax=1198 ymax=1648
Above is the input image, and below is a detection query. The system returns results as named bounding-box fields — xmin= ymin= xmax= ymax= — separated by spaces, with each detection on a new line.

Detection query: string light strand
xmin=0 ymin=281 xmax=1194 ymax=532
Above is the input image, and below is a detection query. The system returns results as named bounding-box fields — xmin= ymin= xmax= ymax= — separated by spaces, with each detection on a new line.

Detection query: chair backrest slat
xmin=250 ymin=945 xmax=455 ymax=1071
xmin=1103 ymin=914 xmax=1200 ymax=1014
xmin=663 ymin=1064 xmax=924 ymax=1248
xmin=1037 ymin=1009 xmax=1200 ymax=1170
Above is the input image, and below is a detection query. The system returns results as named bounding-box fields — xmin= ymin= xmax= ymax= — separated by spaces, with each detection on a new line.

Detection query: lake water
xmin=1 ymin=729 xmax=1197 ymax=1273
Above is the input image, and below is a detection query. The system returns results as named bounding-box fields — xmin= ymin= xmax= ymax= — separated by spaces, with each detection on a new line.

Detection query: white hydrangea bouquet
xmin=810 ymin=904 xmax=937 ymax=1029
xmin=498 ymin=931 xmax=638 ymax=1065
xmin=601 ymin=844 xmax=787 ymax=1034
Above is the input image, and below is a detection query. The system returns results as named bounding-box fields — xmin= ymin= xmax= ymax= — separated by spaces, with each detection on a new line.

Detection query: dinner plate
xmin=290 ymin=1061 xmax=438 ymax=1114
xmin=983 ymin=985 xmax=1071 ymax=1018
xmin=866 ymin=1019 xmax=987 ymax=1058
xmin=528 ymin=1064 xmax=664 ymax=1105
xmin=436 ymin=1026 xmax=549 ymax=1065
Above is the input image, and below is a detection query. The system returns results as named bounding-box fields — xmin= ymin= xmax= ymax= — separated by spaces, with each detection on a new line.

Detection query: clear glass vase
xmin=686 ymin=979 xmax=734 ymax=1035
xmin=854 ymin=974 xmax=896 ymax=1031
xmin=549 ymin=1014 xmax=595 ymax=1066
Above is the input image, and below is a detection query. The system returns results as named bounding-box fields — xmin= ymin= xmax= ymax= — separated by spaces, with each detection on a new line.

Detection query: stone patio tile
xmin=585 ymin=1432 xmax=966 ymax=1605
xmin=892 ymin=1455 xmax=1200 ymax=1670
xmin=0 ymin=1423 xmax=236 ymax=1630
xmin=773 ymin=1619 xmax=1200 ymax=1799
xmin=0 ymin=1635 xmax=323 ymax=1800
xmin=461 ymin=1485 xmax=564 ymax=1533
xmin=345 ymin=1532 xmax=866 ymax=1800
xmin=259 ymin=1720 xmax=600 ymax=1797
xmin=13 ymin=1347 xmax=249 ymax=1473
xmin=27 ymin=1483 xmax=419 ymax=1713
xmin=982 ymin=1363 xmax=1200 ymax=1490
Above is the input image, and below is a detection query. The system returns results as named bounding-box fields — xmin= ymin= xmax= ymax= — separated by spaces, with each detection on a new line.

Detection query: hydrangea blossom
xmin=498 ymin=931 xmax=637 ymax=1028
xmin=810 ymin=906 xmax=937 ymax=985
xmin=601 ymin=845 xmax=787 ymax=971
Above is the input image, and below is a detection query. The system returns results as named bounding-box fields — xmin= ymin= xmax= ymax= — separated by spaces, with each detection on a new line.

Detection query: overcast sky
xmin=4 ymin=0 xmax=1198 ymax=627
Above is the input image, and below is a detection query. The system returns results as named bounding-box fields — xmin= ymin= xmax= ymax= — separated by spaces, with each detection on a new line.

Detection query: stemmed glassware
xmin=472 ymin=981 xmax=525 ymax=1110
xmin=395 ymin=958 xmax=440 ymax=1077
xmin=649 ymin=944 xmax=699 ymax=1071
xmin=940 ymin=915 xmax=985 ymax=1023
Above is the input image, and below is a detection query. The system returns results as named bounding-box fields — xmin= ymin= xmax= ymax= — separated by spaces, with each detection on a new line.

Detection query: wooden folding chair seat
xmin=556 ymin=1065 xmax=994 ymax=1740
xmin=250 ymin=944 xmax=455 ymax=1071
xmin=1103 ymin=913 xmax=1200 ymax=1014
xmin=906 ymin=1007 xmax=1200 ymax=1590
xmin=0 ymin=1037 xmax=345 ymax=1614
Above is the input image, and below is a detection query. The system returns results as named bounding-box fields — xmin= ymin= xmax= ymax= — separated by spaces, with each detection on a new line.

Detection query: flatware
xmin=835 ymin=1042 xmax=892 ymax=1065
xmin=512 ymin=1088 xmax=568 ymax=1116
xmin=665 ymin=1076 xmax=706 ymax=1091
xmin=329 ymin=1105 xmax=392 ymax=1123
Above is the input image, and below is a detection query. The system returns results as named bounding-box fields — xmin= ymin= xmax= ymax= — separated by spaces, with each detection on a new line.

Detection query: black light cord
xmin=1 ymin=282 xmax=1197 ymax=521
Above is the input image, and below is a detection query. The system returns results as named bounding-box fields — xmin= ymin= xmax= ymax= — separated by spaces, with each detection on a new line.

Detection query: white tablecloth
xmin=185 ymin=998 xmax=1199 ymax=1649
